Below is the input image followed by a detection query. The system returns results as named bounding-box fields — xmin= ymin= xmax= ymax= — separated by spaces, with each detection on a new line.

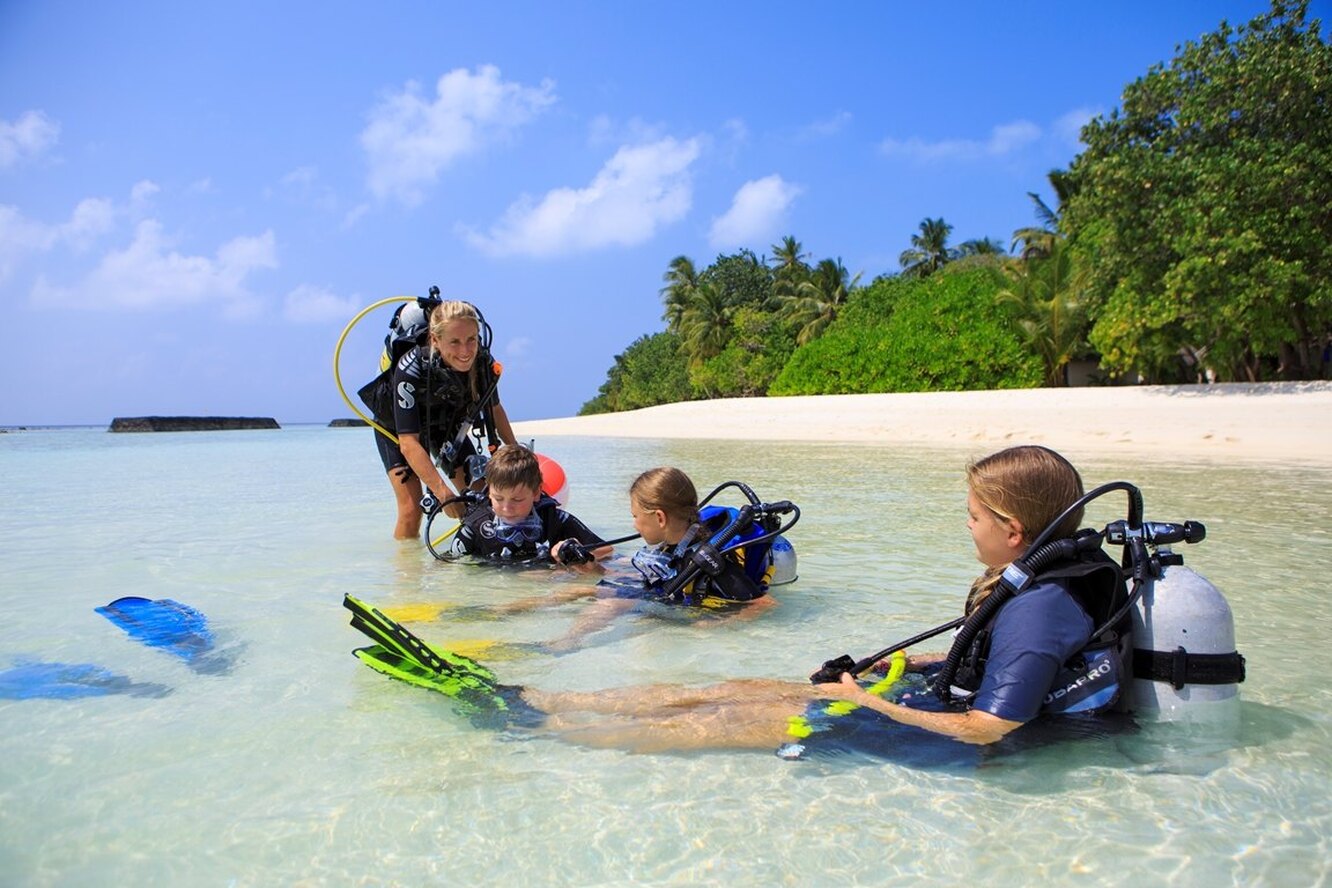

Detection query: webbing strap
xmin=1132 ymin=646 xmax=1246 ymax=689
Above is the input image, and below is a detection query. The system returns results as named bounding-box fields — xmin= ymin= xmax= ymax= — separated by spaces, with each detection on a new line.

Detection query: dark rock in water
xmin=328 ymin=418 xmax=369 ymax=428
xmin=109 ymin=416 xmax=281 ymax=432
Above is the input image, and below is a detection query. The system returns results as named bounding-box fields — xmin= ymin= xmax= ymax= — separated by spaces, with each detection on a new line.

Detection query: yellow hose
xmin=332 ymin=295 xmax=416 ymax=443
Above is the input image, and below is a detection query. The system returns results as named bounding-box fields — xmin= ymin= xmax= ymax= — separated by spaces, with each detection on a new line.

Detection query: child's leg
xmin=523 ymin=678 xmax=818 ymax=717
xmin=490 ymin=584 xmax=599 ymax=615
xmin=539 ymin=697 xmax=811 ymax=754
xmin=541 ymin=597 xmax=637 ymax=653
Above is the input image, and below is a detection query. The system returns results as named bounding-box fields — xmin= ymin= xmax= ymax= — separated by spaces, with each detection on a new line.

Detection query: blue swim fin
xmin=95 ymin=596 xmax=234 ymax=675
xmin=0 ymin=659 xmax=172 ymax=700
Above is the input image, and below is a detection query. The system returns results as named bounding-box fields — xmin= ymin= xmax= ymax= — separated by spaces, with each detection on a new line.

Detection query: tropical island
xmin=580 ymin=2 xmax=1330 ymax=416
xmin=109 ymin=417 xmax=280 ymax=432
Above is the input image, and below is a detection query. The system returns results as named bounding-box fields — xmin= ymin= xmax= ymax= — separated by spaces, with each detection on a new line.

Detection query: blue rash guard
xmin=969 ymin=578 xmax=1094 ymax=723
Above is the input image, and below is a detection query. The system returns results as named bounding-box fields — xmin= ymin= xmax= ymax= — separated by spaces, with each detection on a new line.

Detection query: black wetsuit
xmin=363 ymin=345 xmax=501 ymax=473
xmin=451 ymin=494 xmax=603 ymax=564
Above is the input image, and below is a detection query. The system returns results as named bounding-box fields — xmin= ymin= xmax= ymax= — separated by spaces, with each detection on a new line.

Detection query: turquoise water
xmin=1 ymin=426 xmax=1329 ymax=885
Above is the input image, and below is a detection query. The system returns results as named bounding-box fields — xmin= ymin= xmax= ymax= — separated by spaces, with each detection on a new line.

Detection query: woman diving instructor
xmin=364 ymin=299 xmax=517 ymax=539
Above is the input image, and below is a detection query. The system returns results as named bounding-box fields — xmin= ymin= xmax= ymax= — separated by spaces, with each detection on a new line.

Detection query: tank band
xmin=1132 ymin=646 xmax=1246 ymax=690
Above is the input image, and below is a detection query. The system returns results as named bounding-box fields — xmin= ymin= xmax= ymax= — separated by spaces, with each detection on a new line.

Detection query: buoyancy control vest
xmin=356 ymin=302 xmax=503 ymax=471
xmin=644 ymin=507 xmax=771 ymax=605
xmin=950 ymin=547 xmax=1131 ymax=716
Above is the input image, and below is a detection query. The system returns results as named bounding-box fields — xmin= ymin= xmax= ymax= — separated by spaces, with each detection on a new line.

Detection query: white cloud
xmin=0 ymin=110 xmax=60 ymax=169
xmin=31 ymin=220 xmax=277 ymax=316
xmin=61 ymin=198 xmax=116 ymax=246
xmin=462 ymin=136 xmax=702 ymax=257
xmin=588 ymin=115 xmax=668 ymax=148
xmin=361 ymin=65 xmax=556 ymax=205
xmin=797 ymin=111 xmax=852 ymax=141
xmin=879 ymin=119 xmax=1042 ymax=162
xmin=0 ymin=198 xmax=115 ymax=282
xmin=283 ymin=284 xmax=359 ymax=323
xmin=272 ymin=165 xmax=337 ymax=211
xmin=342 ymin=202 xmax=370 ymax=229
xmin=708 ymin=175 xmax=802 ymax=250
xmin=130 ymin=180 xmax=160 ymax=205
xmin=1054 ymin=107 xmax=1101 ymax=147
xmin=503 ymin=336 xmax=532 ymax=359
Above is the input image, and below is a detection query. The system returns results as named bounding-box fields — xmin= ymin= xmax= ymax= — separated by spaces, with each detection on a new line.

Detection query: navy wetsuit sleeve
xmin=970 ymin=581 xmax=1093 ymax=723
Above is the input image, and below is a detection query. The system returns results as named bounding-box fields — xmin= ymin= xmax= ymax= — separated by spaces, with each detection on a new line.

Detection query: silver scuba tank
xmin=769 ymin=534 xmax=798 ymax=586
xmin=1129 ymin=564 xmax=1244 ymax=723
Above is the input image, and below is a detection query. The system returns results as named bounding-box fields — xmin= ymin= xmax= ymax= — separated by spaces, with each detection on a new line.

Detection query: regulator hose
xmin=332 ymin=295 xmax=416 ymax=443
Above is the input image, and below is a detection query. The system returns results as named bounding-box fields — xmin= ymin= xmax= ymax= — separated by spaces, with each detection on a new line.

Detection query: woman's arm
xmin=399 ymin=432 xmax=457 ymax=503
xmin=817 ymin=673 xmax=1023 ymax=745
xmin=491 ymin=402 xmax=517 ymax=447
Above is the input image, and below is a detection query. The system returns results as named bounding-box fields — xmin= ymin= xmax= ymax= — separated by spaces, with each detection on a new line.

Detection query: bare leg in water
xmin=519 ymin=679 xmax=824 ymax=754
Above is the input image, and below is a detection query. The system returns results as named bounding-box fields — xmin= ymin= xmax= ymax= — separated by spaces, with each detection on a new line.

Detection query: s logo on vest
xmin=396 ymin=382 xmax=416 ymax=411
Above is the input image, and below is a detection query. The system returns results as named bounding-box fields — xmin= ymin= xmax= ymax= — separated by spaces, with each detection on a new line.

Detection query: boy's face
xmin=489 ymin=484 xmax=539 ymax=524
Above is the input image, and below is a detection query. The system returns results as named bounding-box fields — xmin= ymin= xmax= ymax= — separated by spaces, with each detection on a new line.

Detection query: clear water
xmin=1 ymin=426 xmax=1329 ymax=886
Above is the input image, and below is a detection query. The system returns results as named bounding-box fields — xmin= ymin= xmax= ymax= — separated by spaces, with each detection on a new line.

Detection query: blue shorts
xmin=777 ymin=675 xmax=1138 ymax=768
xmin=777 ymin=675 xmax=985 ymax=768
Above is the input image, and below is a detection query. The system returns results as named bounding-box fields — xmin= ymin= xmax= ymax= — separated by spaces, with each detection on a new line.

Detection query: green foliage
xmin=993 ymin=240 xmax=1092 ymax=387
xmin=1065 ymin=0 xmax=1332 ymax=382
xmin=579 ymin=332 xmax=694 ymax=415
xmin=898 ymin=217 xmax=955 ymax=279
xmin=699 ymin=249 xmax=776 ymax=310
xmin=771 ymin=269 xmax=1042 ymax=394
xmin=689 ymin=306 xmax=799 ymax=397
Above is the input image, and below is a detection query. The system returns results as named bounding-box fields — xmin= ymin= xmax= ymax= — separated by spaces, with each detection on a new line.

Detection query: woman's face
xmin=431 ymin=319 xmax=479 ymax=372
xmin=967 ymin=489 xmax=1023 ymax=568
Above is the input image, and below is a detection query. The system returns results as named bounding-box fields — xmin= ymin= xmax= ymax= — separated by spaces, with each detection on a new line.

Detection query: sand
xmin=514 ymin=381 xmax=1332 ymax=466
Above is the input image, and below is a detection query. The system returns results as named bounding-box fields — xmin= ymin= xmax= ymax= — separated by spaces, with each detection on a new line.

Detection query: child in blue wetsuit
xmin=405 ymin=446 xmax=1126 ymax=758
xmin=449 ymin=446 xmax=610 ymax=566
xmin=488 ymin=466 xmax=775 ymax=650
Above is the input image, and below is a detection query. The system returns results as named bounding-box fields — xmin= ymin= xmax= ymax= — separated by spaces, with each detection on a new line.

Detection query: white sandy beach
xmin=514 ymin=381 xmax=1332 ymax=466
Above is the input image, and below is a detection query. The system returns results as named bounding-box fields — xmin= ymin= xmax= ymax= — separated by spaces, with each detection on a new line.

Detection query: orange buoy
xmin=536 ymin=453 xmax=569 ymax=504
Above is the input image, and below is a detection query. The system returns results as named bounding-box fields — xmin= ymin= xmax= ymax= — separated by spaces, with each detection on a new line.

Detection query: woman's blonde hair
xmin=428 ymin=301 xmax=482 ymax=398
xmin=964 ymin=445 xmax=1085 ymax=612
xmin=629 ymin=467 xmax=699 ymax=526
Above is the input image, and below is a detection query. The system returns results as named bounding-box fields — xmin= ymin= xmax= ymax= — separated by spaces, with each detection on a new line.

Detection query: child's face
xmin=489 ymin=484 xmax=539 ymax=524
xmin=966 ymin=489 xmax=1022 ymax=568
xmin=630 ymin=495 xmax=667 ymax=545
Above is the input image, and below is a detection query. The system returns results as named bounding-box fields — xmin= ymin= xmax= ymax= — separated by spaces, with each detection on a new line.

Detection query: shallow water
xmin=1 ymin=426 xmax=1329 ymax=885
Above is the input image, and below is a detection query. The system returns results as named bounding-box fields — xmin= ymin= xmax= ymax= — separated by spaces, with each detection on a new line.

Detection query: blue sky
xmin=0 ymin=0 xmax=1293 ymax=425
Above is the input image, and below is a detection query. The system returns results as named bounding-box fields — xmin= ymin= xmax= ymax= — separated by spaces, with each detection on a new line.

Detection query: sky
xmin=0 ymin=0 xmax=1303 ymax=426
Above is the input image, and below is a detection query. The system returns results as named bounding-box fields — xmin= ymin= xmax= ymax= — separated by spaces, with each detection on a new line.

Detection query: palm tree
xmin=660 ymin=255 xmax=699 ymax=333
xmin=1012 ymin=169 xmax=1075 ymax=259
xmin=955 ymin=237 xmax=1005 ymax=256
xmin=677 ymin=281 xmax=731 ymax=365
xmin=785 ymin=258 xmax=862 ymax=345
xmin=899 ymin=217 xmax=954 ymax=279
xmin=769 ymin=236 xmax=810 ymax=276
xmin=994 ymin=239 xmax=1088 ymax=386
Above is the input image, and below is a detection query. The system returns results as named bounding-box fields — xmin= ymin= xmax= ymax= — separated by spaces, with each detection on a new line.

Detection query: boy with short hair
xmin=451 ymin=446 xmax=609 ymax=565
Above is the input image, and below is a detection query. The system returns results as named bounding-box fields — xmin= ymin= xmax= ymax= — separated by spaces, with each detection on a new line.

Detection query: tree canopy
xmin=1064 ymin=0 xmax=1332 ymax=382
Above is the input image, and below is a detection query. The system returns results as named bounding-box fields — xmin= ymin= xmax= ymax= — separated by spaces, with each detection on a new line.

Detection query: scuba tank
xmin=1129 ymin=564 xmax=1244 ymax=722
